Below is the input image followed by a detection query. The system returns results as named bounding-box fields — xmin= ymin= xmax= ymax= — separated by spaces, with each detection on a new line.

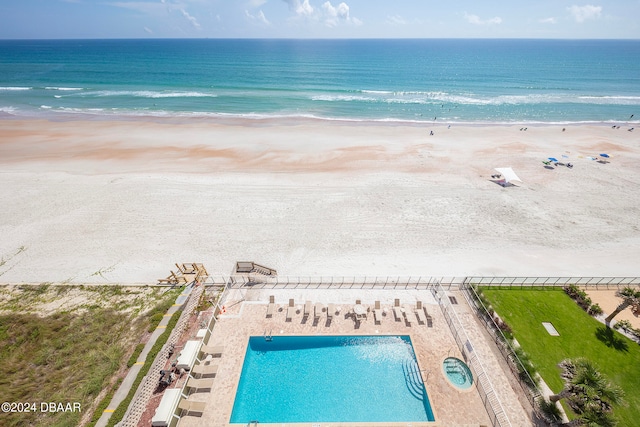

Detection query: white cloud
xmin=283 ymin=0 xmax=314 ymax=16
xmin=387 ymin=15 xmax=407 ymax=25
xmin=282 ymin=0 xmax=360 ymax=26
xmin=245 ymin=9 xmax=271 ymax=25
xmin=180 ymin=8 xmax=201 ymax=29
xmin=567 ymin=5 xmax=602 ymax=23
xmin=539 ymin=17 xmax=557 ymax=24
xmin=248 ymin=0 xmax=268 ymax=7
xmin=464 ymin=12 xmax=502 ymax=25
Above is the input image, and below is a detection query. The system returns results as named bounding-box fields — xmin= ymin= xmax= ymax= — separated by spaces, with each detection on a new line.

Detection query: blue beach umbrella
xmin=599 ymin=153 xmax=610 ymax=158
xmin=548 ymin=157 xmax=559 ymax=162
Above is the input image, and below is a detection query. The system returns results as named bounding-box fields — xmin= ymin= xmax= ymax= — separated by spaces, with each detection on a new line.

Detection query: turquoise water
xmin=1 ymin=39 xmax=639 ymax=123
xmin=230 ymin=335 xmax=435 ymax=424
xmin=443 ymin=357 xmax=473 ymax=390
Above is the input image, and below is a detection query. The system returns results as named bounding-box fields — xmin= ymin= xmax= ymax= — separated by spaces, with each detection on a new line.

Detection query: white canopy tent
xmin=494 ymin=167 xmax=522 ymax=186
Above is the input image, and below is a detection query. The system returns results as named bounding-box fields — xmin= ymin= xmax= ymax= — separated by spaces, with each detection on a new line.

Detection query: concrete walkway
xmin=94 ymin=285 xmax=193 ymax=427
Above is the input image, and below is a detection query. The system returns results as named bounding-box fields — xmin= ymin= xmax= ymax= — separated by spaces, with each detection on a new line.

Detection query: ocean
xmin=0 ymin=38 xmax=639 ymax=124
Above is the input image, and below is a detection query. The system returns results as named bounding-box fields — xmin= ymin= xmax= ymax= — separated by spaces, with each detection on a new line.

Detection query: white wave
xmin=360 ymin=89 xmax=393 ymax=94
xmin=0 ymin=86 xmax=31 ymax=91
xmin=78 ymin=90 xmax=217 ymax=99
xmin=54 ymin=95 xmax=62 ymax=98
xmin=45 ymin=87 xmax=83 ymax=91
xmin=40 ymin=105 xmax=52 ymax=109
xmin=311 ymin=94 xmax=377 ymax=102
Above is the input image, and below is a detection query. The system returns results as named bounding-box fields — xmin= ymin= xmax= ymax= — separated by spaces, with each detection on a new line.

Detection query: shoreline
xmin=1 ymin=110 xmax=639 ymax=128
xmin=1 ymin=117 xmax=639 ymax=283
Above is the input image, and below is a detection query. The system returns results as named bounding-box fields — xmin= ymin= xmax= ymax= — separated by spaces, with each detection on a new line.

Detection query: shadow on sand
xmin=595 ymin=326 xmax=629 ymax=352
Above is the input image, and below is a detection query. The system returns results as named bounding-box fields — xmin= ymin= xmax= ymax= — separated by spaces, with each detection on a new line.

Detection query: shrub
xmin=613 ymin=319 xmax=633 ymax=331
xmin=127 ymin=343 xmax=145 ymax=368
xmin=588 ymin=303 xmax=603 ymax=316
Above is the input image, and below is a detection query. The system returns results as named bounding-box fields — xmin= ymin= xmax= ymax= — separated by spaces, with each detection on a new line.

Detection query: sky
xmin=0 ymin=0 xmax=639 ymax=39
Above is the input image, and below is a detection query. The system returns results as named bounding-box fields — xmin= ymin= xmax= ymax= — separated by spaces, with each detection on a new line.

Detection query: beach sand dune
xmin=0 ymin=119 xmax=638 ymax=283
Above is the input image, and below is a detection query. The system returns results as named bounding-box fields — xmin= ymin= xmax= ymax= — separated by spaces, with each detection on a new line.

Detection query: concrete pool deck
xmin=177 ymin=288 xmax=532 ymax=427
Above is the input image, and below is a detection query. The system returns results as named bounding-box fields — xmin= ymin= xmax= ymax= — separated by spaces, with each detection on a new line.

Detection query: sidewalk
xmin=94 ymin=285 xmax=193 ymax=427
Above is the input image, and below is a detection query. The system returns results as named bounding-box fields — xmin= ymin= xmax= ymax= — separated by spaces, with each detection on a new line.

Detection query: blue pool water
xmin=230 ymin=335 xmax=435 ymax=424
xmin=443 ymin=357 xmax=473 ymax=390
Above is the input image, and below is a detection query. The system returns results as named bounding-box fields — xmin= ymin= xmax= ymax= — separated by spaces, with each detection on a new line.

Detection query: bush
xmin=613 ymin=319 xmax=633 ymax=331
xmin=588 ymin=303 xmax=603 ymax=316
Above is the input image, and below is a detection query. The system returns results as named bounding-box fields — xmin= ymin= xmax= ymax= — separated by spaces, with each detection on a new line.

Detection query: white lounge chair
xmin=186 ymin=377 xmax=215 ymax=392
xmin=286 ymin=299 xmax=295 ymax=321
xmin=200 ymin=345 xmax=224 ymax=358
xmin=314 ymin=303 xmax=323 ymax=321
xmin=415 ymin=301 xmax=426 ymax=324
xmin=191 ymin=363 xmax=218 ymax=378
xmin=393 ymin=299 xmax=403 ymax=321
xmin=373 ymin=301 xmax=382 ymax=324
xmin=266 ymin=295 xmax=275 ymax=318
xmin=178 ymin=399 xmax=206 ymax=416
xmin=327 ymin=303 xmax=335 ymax=320
xmin=304 ymin=300 xmax=312 ymax=317
xmin=403 ymin=304 xmax=417 ymax=325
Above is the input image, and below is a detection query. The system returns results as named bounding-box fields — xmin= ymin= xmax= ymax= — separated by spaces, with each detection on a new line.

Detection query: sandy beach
xmin=0 ymin=117 xmax=638 ymax=283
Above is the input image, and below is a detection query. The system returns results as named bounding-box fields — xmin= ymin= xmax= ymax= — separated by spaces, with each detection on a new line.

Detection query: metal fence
xmin=203 ymin=274 xmax=465 ymax=289
xmin=464 ymin=276 xmax=640 ymax=288
xmin=431 ymin=282 xmax=512 ymax=427
xmin=460 ymin=284 xmax=559 ymax=426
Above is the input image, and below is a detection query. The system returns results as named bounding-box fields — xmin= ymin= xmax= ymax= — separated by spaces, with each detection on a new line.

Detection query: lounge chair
xmin=186 ymin=377 xmax=215 ymax=392
xmin=373 ymin=301 xmax=382 ymax=324
xmin=314 ymin=303 xmax=323 ymax=321
xmin=178 ymin=399 xmax=206 ymax=417
xmin=304 ymin=301 xmax=312 ymax=317
xmin=191 ymin=363 xmax=218 ymax=378
xmin=415 ymin=301 xmax=426 ymax=324
xmin=327 ymin=303 xmax=335 ymax=320
xmin=403 ymin=304 xmax=417 ymax=325
xmin=393 ymin=299 xmax=403 ymax=321
xmin=200 ymin=345 xmax=224 ymax=358
xmin=266 ymin=295 xmax=275 ymax=318
xmin=286 ymin=299 xmax=295 ymax=321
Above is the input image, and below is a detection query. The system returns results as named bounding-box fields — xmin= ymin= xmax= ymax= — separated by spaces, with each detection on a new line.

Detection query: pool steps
xmin=402 ymin=360 xmax=427 ymax=402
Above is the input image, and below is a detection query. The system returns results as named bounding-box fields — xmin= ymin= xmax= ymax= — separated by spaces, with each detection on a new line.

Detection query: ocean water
xmin=0 ymin=38 xmax=639 ymax=124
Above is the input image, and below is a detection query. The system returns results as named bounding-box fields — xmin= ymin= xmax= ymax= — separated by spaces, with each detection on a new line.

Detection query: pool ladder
xmin=264 ymin=330 xmax=273 ymax=341
xmin=247 ymin=421 xmax=259 ymax=426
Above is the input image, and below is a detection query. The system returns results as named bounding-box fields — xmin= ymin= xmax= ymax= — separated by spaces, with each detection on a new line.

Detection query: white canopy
xmin=495 ymin=167 xmax=522 ymax=184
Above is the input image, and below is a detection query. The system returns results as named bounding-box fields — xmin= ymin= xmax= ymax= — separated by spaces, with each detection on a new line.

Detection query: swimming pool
xmin=230 ymin=335 xmax=435 ymax=424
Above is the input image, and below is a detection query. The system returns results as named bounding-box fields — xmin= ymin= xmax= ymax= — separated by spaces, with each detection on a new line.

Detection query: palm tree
xmin=551 ymin=358 xmax=624 ymax=426
xmin=604 ymin=287 xmax=640 ymax=326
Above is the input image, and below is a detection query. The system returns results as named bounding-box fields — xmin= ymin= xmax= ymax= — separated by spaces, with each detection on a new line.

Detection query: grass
xmin=0 ymin=285 xmax=183 ymax=427
xmin=481 ymin=288 xmax=640 ymax=427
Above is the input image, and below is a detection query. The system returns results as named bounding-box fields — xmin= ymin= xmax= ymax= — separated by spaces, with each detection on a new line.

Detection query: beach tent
xmin=494 ymin=167 xmax=522 ymax=185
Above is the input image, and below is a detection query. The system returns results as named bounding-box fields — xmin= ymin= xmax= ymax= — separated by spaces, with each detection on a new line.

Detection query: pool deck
xmin=177 ymin=288 xmax=532 ymax=427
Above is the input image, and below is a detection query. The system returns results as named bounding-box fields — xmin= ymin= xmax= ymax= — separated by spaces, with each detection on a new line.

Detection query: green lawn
xmin=481 ymin=288 xmax=640 ymax=427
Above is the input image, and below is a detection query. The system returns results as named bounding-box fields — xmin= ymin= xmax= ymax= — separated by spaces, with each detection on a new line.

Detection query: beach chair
xmin=415 ymin=301 xmax=426 ymax=324
xmin=191 ymin=363 xmax=218 ymax=378
xmin=286 ymin=299 xmax=295 ymax=321
xmin=186 ymin=377 xmax=215 ymax=392
xmin=266 ymin=295 xmax=275 ymax=318
xmin=327 ymin=303 xmax=335 ymax=320
xmin=178 ymin=399 xmax=206 ymax=417
xmin=373 ymin=301 xmax=382 ymax=324
xmin=304 ymin=301 xmax=312 ymax=317
xmin=403 ymin=304 xmax=417 ymax=325
xmin=314 ymin=303 xmax=323 ymax=321
xmin=393 ymin=299 xmax=403 ymax=321
xmin=200 ymin=345 xmax=224 ymax=358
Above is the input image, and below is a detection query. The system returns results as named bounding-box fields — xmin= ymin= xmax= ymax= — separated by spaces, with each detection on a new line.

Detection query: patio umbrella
xmin=599 ymin=153 xmax=610 ymax=158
